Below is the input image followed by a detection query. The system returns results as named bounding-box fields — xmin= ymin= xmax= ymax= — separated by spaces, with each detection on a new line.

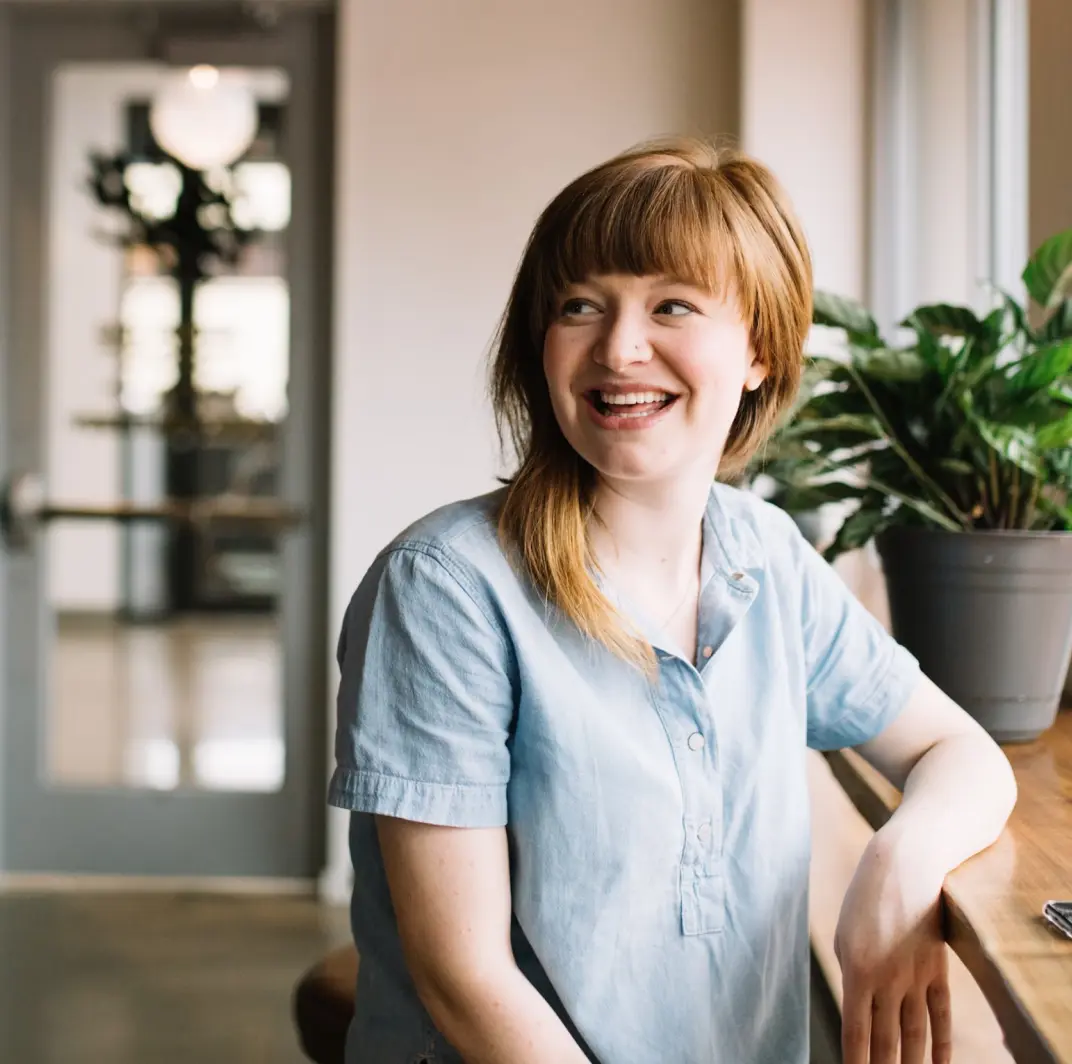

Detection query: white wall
xmin=324 ymin=0 xmax=741 ymax=898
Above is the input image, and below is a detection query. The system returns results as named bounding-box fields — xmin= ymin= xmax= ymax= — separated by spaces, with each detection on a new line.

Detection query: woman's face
xmin=542 ymin=273 xmax=767 ymax=489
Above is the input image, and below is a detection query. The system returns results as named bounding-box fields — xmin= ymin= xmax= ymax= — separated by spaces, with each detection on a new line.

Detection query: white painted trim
xmin=0 ymin=3 xmax=10 ymax=875
xmin=868 ymin=0 xmax=918 ymax=334
xmin=966 ymin=0 xmax=1029 ymax=304
xmin=969 ymin=0 xmax=995 ymax=309
xmin=989 ymin=0 xmax=1030 ymax=296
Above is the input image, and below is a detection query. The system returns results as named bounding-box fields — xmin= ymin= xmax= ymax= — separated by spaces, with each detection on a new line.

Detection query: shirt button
xmin=697 ymin=822 xmax=712 ymax=842
xmin=701 ymin=645 xmax=713 ymax=659
xmin=687 ymin=732 xmax=705 ymax=751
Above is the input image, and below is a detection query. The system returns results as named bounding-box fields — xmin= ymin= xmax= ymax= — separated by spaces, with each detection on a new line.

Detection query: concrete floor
xmin=0 ymin=889 xmax=842 ymax=1064
xmin=0 ymin=891 xmax=350 ymax=1064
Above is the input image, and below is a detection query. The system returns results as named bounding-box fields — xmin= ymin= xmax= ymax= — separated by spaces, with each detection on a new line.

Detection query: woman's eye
xmin=560 ymin=298 xmax=598 ymax=317
xmin=655 ymin=299 xmax=696 ymax=317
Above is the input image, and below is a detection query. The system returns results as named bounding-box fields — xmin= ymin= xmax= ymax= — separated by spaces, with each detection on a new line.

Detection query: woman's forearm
xmin=419 ymin=964 xmax=592 ymax=1064
xmin=871 ymin=731 xmax=1017 ymax=880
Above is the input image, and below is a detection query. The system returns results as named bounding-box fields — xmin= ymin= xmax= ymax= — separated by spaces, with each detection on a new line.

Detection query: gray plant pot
xmin=876 ymin=528 xmax=1072 ymax=743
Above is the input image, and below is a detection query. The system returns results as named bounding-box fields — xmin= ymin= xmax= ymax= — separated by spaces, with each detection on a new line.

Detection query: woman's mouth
xmin=583 ymin=389 xmax=679 ymax=429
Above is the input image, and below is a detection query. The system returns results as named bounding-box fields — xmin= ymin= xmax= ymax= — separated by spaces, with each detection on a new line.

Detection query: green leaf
xmin=997 ymin=396 xmax=1070 ymax=429
xmin=1036 ymin=300 xmax=1072 ymax=343
xmin=778 ymin=413 xmax=883 ymax=441
xmin=863 ymin=474 xmax=964 ymax=531
xmin=902 ymin=304 xmax=987 ymax=340
xmin=957 ymin=342 xmax=1004 ymax=392
xmin=972 ymin=418 xmax=1042 ymax=477
xmin=1001 ymin=290 xmax=1028 ymax=326
xmin=1023 ymin=229 xmax=1072 ymax=307
xmin=1036 ymin=410 xmax=1072 ymax=451
xmin=853 ymin=346 xmax=930 ymax=383
xmin=1051 ymin=382 xmax=1072 ymax=405
xmin=1048 ymin=446 xmax=1072 ymax=481
xmin=822 ymin=496 xmax=891 ymax=562
xmin=911 ymin=329 xmax=955 ymax=377
xmin=1036 ymin=493 xmax=1072 ymax=530
xmin=1005 ymin=340 xmax=1072 ymax=397
xmin=812 ymin=291 xmax=880 ymax=340
xmin=776 ymin=481 xmax=863 ymax=513
xmin=798 ymin=387 xmax=872 ymax=421
xmin=939 ymin=458 xmax=976 ymax=477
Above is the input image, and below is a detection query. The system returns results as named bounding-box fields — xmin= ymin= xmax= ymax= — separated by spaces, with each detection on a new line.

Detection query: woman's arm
xmin=376 ymin=816 xmax=592 ymax=1064
xmin=832 ymin=674 xmax=1018 ymax=1064
xmin=857 ymin=672 xmax=1018 ymax=877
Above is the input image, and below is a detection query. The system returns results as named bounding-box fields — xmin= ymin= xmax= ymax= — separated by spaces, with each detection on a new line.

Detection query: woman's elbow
xmin=407 ymin=953 xmax=515 ymax=1045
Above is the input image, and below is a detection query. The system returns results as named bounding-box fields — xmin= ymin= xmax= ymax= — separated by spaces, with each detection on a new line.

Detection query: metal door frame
xmin=0 ymin=0 xmax=334 ymax=879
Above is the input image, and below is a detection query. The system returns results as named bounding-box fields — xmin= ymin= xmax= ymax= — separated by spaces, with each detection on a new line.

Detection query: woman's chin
xmin=586 ymin=452 xmax=678 ymax=486
xmin=581 ymin=441 xmax=723 ymax=492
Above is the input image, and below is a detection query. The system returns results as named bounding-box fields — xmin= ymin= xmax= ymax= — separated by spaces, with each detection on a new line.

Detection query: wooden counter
xmin=825 ymin=707 xmax=1072 ymax=1064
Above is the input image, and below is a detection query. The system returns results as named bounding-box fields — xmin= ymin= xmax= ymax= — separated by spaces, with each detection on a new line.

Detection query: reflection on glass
xmin=43 ymin=61 xmax=290 ymax=793
xmin=50 ymin=617 xmax=284 ymax=791
xmin=118 ymin=275 xmax=290 ymax=420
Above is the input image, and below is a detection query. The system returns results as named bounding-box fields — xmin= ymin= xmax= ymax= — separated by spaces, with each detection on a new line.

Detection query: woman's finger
xmin=840 ymin=982 xmax=872 ymax=1064
xmin=927 ymin=975 xmax=954 ymax=1064
xmin=899 ymin=992 xmax=928 ymax=1064
xmin=869 ymin=992 xmax=903 ymax=1064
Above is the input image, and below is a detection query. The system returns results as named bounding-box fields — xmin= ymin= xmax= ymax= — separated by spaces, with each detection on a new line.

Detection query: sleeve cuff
xmin=808 ymin=643 xmax=922 ymax=751
xmin=327 ymin=767 xmax=508 ymax=828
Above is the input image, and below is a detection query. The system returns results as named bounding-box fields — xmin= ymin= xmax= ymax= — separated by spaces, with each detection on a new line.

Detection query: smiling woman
xmin=328 ymin=136 xmax=1017 ymax=1064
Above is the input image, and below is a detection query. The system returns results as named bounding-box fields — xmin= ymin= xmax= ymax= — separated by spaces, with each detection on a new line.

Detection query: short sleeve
xmin=328 ymin=543 xmax=516 ymax=827
xmin=790 ymin=528 xmax=921 ymax=751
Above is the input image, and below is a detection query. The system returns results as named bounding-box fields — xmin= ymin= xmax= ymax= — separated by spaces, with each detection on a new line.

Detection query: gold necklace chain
xmin=656 ymin=572 xmax=700 ymax=629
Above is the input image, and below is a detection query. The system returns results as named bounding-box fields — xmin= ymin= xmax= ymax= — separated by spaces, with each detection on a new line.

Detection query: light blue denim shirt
xmin=328 ymin=483 xmax=920 ymax=1064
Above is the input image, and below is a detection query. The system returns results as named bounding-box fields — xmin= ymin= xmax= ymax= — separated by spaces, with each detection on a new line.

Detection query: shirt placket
xmin=657 ymin=566 xmax=759 ymax=936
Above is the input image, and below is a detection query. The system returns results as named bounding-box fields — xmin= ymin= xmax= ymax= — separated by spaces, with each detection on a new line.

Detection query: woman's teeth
xmin=593 ymin=391 xmax=674 ymax=418
xmin=599 ymin=391 xmax=669 ymax=406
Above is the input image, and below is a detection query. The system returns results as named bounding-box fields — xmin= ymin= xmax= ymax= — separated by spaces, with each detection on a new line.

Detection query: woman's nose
xmin=593 ymin=313 xmax=651 ymax=371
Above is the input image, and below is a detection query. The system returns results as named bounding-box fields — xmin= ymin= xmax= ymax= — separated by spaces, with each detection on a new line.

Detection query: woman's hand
xmin=833 ymin=829 xmax=953 ymax=1064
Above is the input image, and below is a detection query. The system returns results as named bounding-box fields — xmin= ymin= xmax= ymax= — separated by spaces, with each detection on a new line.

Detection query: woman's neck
xmin=588 ymin=469 xmax=713 ymax=591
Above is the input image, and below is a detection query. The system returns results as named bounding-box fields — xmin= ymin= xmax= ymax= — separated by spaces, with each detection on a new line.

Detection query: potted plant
xmin=756 ymin=231 xmax=1072 ymax=742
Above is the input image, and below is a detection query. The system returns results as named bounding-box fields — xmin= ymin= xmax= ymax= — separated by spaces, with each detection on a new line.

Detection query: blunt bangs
xmin=530 ymin=161 xmax=755 ymax=332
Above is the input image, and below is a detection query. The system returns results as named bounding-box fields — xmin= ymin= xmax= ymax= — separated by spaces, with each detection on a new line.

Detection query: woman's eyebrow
xmin=655 ymin=274 xmax=706 ymax=288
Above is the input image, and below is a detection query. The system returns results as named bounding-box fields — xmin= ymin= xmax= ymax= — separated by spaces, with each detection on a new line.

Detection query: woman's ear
xmin=743 ymin=348 xmax=769 ymax=392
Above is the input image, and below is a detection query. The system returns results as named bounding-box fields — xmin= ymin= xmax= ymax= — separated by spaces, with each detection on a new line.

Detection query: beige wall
xmin=915 ymin=0 xmax=978 ymax=309
xmin=1029 ymin=0 xmax=1072 ymax=255
xmin=741 ymin=0 xmax=868 ymax=300
xmin=324 ymin=0 xmax=741 ymax=896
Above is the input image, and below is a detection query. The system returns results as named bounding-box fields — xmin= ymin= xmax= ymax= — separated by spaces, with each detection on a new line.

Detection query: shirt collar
xmin=703 ymin=483 xmax=765 ymax=591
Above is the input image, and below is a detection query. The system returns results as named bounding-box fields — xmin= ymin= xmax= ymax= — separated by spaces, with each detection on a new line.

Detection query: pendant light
xmin=149 ymin=65 xmax=258 ymax=171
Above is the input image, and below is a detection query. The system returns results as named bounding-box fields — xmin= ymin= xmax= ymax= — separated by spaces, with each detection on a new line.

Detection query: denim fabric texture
xmin=328 ymin=483 xmax=921 ymax=1064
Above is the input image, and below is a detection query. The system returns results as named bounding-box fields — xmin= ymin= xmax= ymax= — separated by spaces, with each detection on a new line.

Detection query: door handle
xmin=0 ymin=471 xmax=303 ymax=550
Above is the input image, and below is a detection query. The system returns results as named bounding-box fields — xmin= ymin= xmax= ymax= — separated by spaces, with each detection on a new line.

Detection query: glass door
xmin=0 ymin=3 xmax=333 ymax=879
